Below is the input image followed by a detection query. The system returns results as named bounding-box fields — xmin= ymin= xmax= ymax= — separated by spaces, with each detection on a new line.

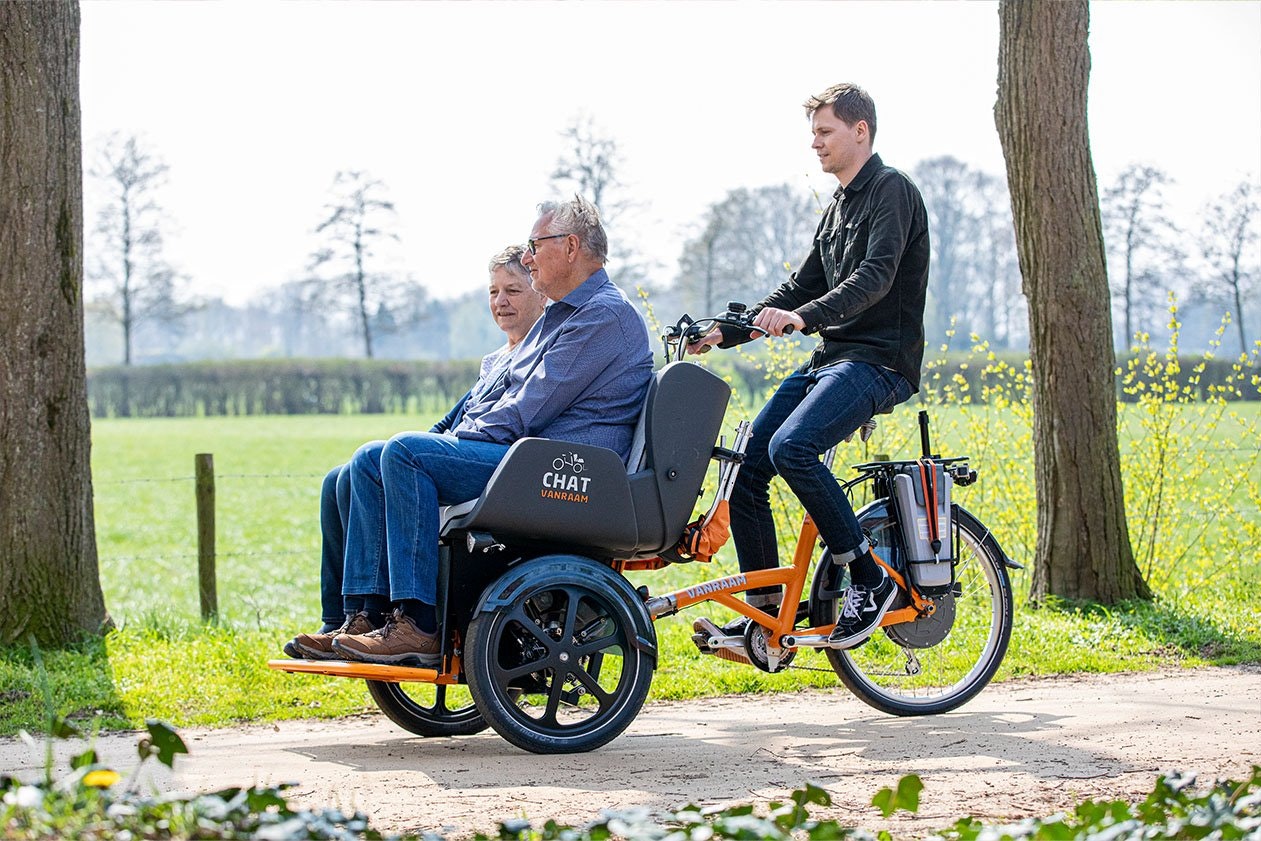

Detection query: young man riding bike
xmin=690 ymin=83 xmax=930 ymax=649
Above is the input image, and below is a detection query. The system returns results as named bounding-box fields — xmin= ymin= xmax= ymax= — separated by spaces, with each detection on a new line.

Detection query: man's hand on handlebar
xmin=752 ymin=307 xmax=805 ymax=337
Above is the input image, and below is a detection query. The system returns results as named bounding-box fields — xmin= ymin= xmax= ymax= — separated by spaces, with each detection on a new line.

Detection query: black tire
xmin=464 ymin=555 xmax=656 ymax=754
xmin=809 ymin=505 xmax=1013 ymax=716
xmin=366 ymin=680 xmax=488 ymax=737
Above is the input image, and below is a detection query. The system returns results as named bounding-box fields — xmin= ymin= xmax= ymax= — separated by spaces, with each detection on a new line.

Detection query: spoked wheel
xmin=366 ymin=680 xmax=488 ymax=737
xmin=809 ymin=505 xmax=1014 ymax=716
xmin=465 ymin=555 xmax=657 ymax=754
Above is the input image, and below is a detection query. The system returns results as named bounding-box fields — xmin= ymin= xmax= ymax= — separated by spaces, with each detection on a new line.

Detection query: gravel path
xmin=2 ymin=666 xmax=1257 ymax=837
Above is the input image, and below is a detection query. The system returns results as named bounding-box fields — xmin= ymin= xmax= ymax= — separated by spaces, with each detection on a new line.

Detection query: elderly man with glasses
xmin=325 ymin=195 xmax=653 ymax=665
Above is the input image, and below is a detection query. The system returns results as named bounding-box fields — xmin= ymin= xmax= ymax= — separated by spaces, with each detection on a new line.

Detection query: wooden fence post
xmin=195 ymin=453 xmax=218 ymax=623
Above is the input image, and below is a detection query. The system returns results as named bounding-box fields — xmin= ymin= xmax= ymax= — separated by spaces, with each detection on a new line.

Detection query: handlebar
xmin=661 ymin=302 xmax=794 ymax=364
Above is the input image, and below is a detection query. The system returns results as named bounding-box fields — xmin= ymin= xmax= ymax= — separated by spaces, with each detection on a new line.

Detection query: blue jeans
xmin=342 ymin=433 xmax=510 ymax=606
xmin=319 ymin=464 xmax=352 ymax=625
xmin=730 ymin=361 xmax=913 ymax=598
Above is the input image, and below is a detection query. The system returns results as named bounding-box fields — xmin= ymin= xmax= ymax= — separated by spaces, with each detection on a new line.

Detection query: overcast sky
xmin=79 ymin=1 xmax=1261 ymax=306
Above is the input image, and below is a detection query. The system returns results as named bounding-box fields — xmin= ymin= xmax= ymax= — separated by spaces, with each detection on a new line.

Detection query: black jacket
xmin=723 ymin=153 xmax=930 ymax=390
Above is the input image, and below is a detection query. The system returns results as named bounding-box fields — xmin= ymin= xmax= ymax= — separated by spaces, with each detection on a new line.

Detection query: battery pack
xmin=891 ymin=462 xmax=954 ymax=593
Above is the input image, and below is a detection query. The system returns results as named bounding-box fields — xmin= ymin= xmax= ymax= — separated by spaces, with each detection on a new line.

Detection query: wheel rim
xmin=835 ymin=516 xmax=1010 ymax=709
xmin=372 ymin=681 xmax=483 ymax=726
xmin=484 ymin=582 xmax=639 ymax=737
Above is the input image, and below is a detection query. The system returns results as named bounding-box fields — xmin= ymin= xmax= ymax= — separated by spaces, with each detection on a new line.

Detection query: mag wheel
xmin=366 ymin=680 xmax=488 ymax=737
xmin=465 ymin=555 xmax=656 ymax=754
xmin=809 ymin=505 xmax=1014 ymax=716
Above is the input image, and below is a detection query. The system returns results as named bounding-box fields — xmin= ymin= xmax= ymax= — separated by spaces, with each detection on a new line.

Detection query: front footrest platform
xmin=267 ymin=659 xmax=439 ymax=684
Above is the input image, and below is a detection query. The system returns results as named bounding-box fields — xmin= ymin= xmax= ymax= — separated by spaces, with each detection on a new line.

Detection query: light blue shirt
xmin=429 ymin=343 xmax=514 ymax=435
xmin=453 ymin=268 xmax=653 ymax=462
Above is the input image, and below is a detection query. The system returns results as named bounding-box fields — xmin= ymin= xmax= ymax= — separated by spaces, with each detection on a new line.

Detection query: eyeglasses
xmin=526 ymin=234 xmax=569 ymax=255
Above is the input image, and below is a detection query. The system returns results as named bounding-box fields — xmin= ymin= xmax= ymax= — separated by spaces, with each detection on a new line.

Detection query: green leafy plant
xmin=5 ymin=741 xmax=1259 ymax=841
xmin=872 ymin=774 xmax=923 ymax=818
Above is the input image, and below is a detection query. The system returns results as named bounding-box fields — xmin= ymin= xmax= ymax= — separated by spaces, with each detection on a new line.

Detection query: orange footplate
xmin=267 ymin=659 xmax=441 ymax=684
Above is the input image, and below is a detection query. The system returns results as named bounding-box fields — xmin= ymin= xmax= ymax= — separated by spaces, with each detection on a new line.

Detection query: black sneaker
xmin=827 ymin=573 xmax=896 ymax=649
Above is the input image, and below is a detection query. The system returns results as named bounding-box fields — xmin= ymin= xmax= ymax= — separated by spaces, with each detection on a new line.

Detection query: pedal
xmin=690 ymin=617 xmax=724 ymax=653
xmin=690 ymin=618 xmax=752 ymax=666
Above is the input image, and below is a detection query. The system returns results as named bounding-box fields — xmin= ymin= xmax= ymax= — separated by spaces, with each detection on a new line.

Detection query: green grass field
xmin=1 ymin=400 xmax=1258 ymax=736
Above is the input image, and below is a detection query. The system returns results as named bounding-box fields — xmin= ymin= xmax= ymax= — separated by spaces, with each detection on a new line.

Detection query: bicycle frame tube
xmin=651 ymin=508 xmax=938 ymax=646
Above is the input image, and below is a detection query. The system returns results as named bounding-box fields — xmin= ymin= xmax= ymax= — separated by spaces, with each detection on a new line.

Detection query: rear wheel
xmin=809 ymin=506 xmax=1013 ymax=715
xmin=366 ymin=680 xmax=487 ymax=737
xmin=465 ymin=556 xmax=656 ymax=754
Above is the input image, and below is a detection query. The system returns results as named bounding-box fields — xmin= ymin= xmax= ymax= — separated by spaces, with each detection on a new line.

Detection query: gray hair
xmin=488 ymin=243 xmax=530 ymax=281
xmin=536 ymin=195 xmax=608 ymax=263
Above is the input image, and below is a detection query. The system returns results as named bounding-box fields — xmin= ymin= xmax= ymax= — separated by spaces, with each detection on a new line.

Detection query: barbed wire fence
xmin=95 ymin=459 xmax=338 ymax=624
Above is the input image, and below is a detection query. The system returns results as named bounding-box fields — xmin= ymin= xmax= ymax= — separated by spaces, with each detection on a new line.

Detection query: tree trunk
xmin=994 ymin=0 xmax=1150 ymax=603
xmin=1230 ymin=258 xmax=1247 ymax=356
xmin=0 ymin=0 xmax=110 ymax=644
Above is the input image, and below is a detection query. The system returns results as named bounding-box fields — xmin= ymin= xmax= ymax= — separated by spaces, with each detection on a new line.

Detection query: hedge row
xmin=86 ymin=352 xmax=1258 ymax=418
xmin=87 ymin=358 xmax=483 ymax=417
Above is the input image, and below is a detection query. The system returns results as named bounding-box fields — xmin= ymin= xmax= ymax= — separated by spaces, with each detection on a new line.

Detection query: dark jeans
xmin=729 ymin=361 xmax=913 ymax=599
xmin=342 ymin=433 xmax=510 ymax=606
xmin=319 ymin=464 xmax=351 ymax=625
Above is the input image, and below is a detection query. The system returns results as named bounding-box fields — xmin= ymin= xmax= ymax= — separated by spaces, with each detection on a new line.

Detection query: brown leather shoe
xmin=332 ymin=609 xmax=440 ymax=667
xmin=284 ymin=611 xmax=376 ymax=660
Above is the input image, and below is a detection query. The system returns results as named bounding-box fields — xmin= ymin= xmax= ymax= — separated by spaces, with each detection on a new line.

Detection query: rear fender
xmin=475 ymin=554 xmax=657 ymax=659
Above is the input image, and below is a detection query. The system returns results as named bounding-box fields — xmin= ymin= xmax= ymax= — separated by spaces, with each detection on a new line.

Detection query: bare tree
xmin=1101 ymin=164 xmax=1181 ymax=348
xmin=0 ymin=0 xmax=109 ymax=645
xmin=308 ymin=171 xmax=402 ymax=358
xmin=87 ymin=134 xmax=188 ymax=365
xmin=915 ymin=156 xmax=981 ymax=345
xmin=914 ymin=157 xmax=1025 ymax=349
xmin=995 ymin=0 xmax=1149 ymax=603
xmin=971 ymin=171 xmax=1025 ymax=348
xmin=260 ymin=279 xmax=332 ymax=358
xmin=549 ymin=114 xmax=654 ymax=289
xmin=551 ymin=114 xmax=623 ymax=219
xmin=675 ymin=185 xmax=817 ymax=315
xmin=1200 ymin=180 xmax=1259 ymax=355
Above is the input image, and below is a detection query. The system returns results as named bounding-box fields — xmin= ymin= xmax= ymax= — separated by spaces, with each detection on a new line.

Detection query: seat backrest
xmin=625 ymin=361 xmax=730 ymax=555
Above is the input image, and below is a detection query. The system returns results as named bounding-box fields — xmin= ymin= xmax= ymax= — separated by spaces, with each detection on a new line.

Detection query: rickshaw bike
xmin=270 ymin=305 xmax=1017 ymax=754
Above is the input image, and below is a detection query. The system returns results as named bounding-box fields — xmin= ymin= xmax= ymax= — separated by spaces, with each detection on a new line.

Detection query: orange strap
xmin=679 ymin=499 xmax=731 ymax=562
xmin=917 ymin=458 xmax=940 ymax=547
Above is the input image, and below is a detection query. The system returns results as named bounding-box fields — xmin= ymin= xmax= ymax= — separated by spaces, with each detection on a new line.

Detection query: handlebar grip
xmin=782 ymin=324 xmax=795 ymax=336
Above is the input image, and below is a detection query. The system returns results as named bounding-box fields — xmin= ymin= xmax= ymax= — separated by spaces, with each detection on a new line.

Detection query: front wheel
xmin=465 ymin=555 xmax=656 ymax=753
xmin=809 ymin=505 xmax=1014 ymax=716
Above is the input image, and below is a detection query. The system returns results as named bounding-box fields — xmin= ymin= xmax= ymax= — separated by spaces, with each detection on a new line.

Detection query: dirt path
xmin=3 ymin=667 xmax=1258 ymax=837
